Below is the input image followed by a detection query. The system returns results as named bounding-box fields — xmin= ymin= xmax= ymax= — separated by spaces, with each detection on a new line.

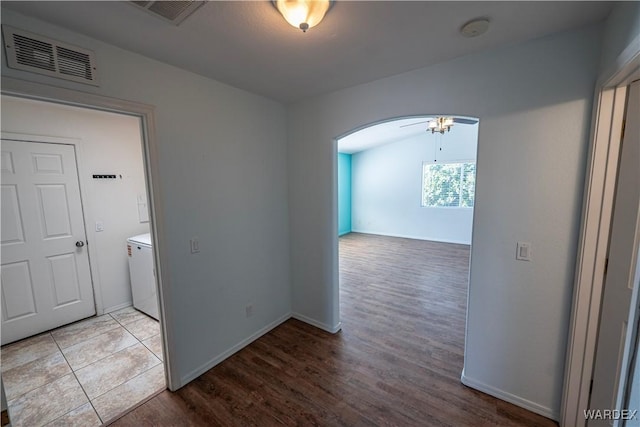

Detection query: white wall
xmin=287 ymin=25 xmax=601 ymax=419
xmin=350 ymin=123 xmax=477 ymax=244
xmin=0 ymin=8 xmax=290 ymax=388
xmin=598 ymin=1 xmax=640 ymax=77
xmin=1 ymin=96 xmax=149 ymax=313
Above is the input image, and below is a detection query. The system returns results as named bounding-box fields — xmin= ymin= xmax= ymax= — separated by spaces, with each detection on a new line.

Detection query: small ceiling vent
xmin=2 ymin=26 xmax=98 ymax=86
xmin=130 ymin=1 xmax=205 ymax=25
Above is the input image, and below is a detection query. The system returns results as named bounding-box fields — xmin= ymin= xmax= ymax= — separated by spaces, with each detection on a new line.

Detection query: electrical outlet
xmin=190 ymin=237 xmax=200 ymax=254
xmin=245 ymin=304 xmax=253 ymax=318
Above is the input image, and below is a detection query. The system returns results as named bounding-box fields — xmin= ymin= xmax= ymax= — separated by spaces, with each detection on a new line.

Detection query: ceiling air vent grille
xmin=13 ymin=33 xmax=56 ymax=72
xmin=130 ymin=1 xmax=205 ymax=25
xmin=57 ymin=46 xmax=94 ymax=81
xmin=2 ymin=26 xmax=98 ymax=86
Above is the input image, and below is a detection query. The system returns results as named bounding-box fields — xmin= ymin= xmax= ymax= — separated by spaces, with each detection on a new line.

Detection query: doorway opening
xmin=337 ymin=116 xmax=479 ymax=242
xmin=587 ymin=79 xmax=640 ymax=425
xmin=335 ymin=114 xmax=479 ymax=378
xmin=0 ymin=94 xmax=166 ymax=425
xmin=561 ymin=54 xmax=640 ymax=426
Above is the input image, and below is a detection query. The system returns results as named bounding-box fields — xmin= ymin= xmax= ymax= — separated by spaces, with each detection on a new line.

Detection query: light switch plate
xmin=95 ymin=221 xmax=104 ymax=232
xmin=190 ymin=237 xmax=200 ymax=254
xmin=516 ymin=242 xmax=531 ymax=261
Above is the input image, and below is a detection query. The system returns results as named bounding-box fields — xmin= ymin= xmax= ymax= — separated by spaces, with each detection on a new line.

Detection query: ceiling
xmin=2 ymin=1 xmax=613 ymax=104
xmin=338 ymin=117 xmax=477 ymax=154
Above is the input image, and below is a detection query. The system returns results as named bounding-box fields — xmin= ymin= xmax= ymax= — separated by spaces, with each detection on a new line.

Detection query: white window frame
xmin=420 ymin=160 xmax=476 ymax=209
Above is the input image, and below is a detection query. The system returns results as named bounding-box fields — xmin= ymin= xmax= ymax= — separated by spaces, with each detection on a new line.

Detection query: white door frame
xmin=1 ymin=76 xmax=177 ymax=391
xmin=561 ymin=46 xmax=640 ymax=427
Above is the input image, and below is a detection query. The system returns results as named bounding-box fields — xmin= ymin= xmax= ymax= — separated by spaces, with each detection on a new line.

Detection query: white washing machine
xmin=127 ymin=233 xmax=159 ymax=320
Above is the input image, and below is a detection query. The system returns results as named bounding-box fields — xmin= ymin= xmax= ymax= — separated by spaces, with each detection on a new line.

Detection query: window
xmin=421 ymin=162 xmax=476 ymax=208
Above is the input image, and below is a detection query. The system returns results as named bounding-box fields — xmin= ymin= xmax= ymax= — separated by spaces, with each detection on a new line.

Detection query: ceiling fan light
xmin=274 ymin=0 xmax=331 ymax=32
xmin=426 ymin=117 xmax=455 ymax=134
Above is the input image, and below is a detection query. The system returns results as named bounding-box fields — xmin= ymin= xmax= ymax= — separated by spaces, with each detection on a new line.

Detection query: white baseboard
xmin=101 ymin=301 xmax=133 ymax=315
xmin=178 ymin=312 xmax=342 ymax=388
xmin=179 ymin=312 xmax=291 ymax=387
xmin=292 ymin=312 xmax=342 ymax=334
xmin=350 ymin=229 xmax=471 ymax=246
xmin=461 ymin=372 xmax=558 ymax=421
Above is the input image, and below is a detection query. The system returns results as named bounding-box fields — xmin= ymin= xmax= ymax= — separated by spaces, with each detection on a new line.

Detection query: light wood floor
xmin=112 ymin=233 xmax=557 ymax=426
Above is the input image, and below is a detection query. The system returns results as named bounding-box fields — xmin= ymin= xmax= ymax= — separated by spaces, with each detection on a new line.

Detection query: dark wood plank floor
xmin=112 ymin=233 xmax=557 ymax=426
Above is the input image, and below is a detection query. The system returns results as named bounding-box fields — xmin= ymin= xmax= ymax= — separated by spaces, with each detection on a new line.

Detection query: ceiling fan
xmin=401 ymin=116 xmax=479 ymax=161
xmin=400 ymin=117 xmax=478 ymax=134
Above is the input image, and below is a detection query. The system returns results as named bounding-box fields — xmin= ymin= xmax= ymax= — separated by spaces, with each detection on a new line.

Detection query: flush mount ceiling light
xmin=428 ymin=117 xmax=455 ymax=134
xmin=273 ymin=0 xmax=333 ymax=33
xmin=460 ymin=18 xmax=490 ymax=38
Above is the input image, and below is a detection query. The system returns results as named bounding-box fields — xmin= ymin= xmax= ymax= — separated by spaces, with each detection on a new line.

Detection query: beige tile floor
xmin=1 ymin=307 xmax=165 ymax=427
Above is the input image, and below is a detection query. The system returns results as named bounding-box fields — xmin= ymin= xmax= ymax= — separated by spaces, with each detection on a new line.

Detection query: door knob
xmin=75 ymin=241 xmax=85 ymax=248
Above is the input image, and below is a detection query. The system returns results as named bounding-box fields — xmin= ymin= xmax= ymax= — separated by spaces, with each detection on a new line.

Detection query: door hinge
xmin=589 ymin=379 xmax=593 ymax=395
xmin=621 ymin=119 xmax=626 ymax=140
xmin=604 ymin=258 xmax=609 ymax=276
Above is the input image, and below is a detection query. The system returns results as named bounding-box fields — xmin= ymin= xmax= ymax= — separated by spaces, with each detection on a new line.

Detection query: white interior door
xmin=1 ymin=139 xmax=95 ymax=345
xmin=589 ymin=80 xmax=640 ymax=425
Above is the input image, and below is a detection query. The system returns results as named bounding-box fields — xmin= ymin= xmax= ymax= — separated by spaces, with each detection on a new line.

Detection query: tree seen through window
xmin=422 ymin=162 xmax=476 ymax=207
